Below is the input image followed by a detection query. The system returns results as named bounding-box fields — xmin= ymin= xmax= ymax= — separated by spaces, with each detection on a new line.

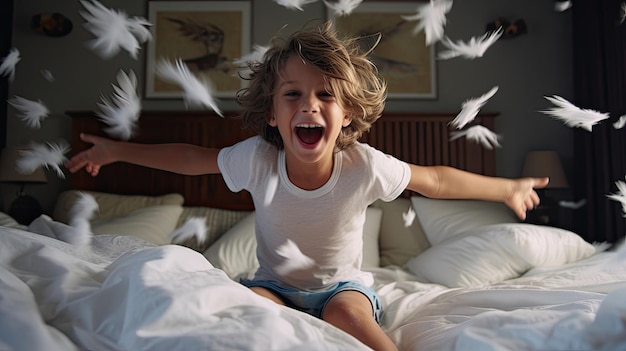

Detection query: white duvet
xmin=2 ymin=225 xmax=626 ymax=351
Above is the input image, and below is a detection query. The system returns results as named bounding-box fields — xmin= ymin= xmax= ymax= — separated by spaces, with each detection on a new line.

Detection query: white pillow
xmin=91 ymin=205 xmax=183 ymax=245
xmin=410 ymin=196 xmax=519 ymax=246
xmin=204 ymin=207 xmax=384 ymax=280
xmin=405 ymin=223 xmax=596 ymax=287
xmin=0 ymin=212 xmax=26 ymax=229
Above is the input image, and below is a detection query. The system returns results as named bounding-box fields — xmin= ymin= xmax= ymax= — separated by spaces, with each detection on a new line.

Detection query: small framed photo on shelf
xmin=327 ymin=1 xmax=437 ymax=99
xmin=145 ymin=1 xmax=251 ymax=99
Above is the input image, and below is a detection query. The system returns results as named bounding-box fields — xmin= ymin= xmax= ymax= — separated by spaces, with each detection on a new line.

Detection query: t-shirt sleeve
xmin=366 ymin=145 xmax=411 ymax=202
xmin=217 ymin=136 xmax=261 ymax=192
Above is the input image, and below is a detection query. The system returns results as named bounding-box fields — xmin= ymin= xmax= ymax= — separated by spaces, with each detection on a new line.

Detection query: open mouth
xmin=295 ymin=124 xmax=324 ymax=145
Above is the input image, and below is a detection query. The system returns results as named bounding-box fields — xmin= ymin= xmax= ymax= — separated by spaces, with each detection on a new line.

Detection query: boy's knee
xmin=322 ymin=291 xmax=374 ymax=326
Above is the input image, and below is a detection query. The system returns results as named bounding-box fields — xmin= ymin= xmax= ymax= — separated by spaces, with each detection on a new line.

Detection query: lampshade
xmin=521 ymin=151 xmax=569 ymax=189
xmin=0 ymin=147 xmax=48 ymax=184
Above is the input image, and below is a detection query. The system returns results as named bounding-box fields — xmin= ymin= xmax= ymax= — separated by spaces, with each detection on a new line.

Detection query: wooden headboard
xmin=66 ymin=110 xmax=497 ymax=211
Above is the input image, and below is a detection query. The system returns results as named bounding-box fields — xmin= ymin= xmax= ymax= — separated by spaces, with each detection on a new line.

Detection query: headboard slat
xmin=67 ymin=111 xmax=497 ymax=210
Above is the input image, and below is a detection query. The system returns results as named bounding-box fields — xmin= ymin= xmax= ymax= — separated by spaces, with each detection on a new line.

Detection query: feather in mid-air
xmin=450 ymin=86 xmax=499 ymax=130
xmin=0 ymin=47 xmax=20 ymax=81
xmin=168 ymin=217 xmax=208 ymax=245
xmin=40 ymin=69 xmax=55 ymax=82
xmin=274 ymin=0 xmax=318 ymax=11
xmin=233 ymin=44 xmax=270 ymax=79
xmin=613 ymin=115 xmax=626 ymax=129
xmin=554 ymin=1 xmax=573 ymax=12
xmin=402 ymin=0 xmax=453 ymax=45
xmin=8 ymin=96 xmax=49 ymax=129
xmin=16 ymin=141 xmax=70 ymax=178
xmin=274 ymin=239 xmax=316 ymax=276
xmin=438 ymin=27 xmax=503 ymax=60
xmin=620 ymin=2 xmax=626 ymax=24
xmin=156 ymin=58 xmax=223 ymax=116
xmin=607 ymin=176 xmax=626 ymax=217
xmin=79 ymin=0 xmax=152 ymax=59
xmin=403 ymin=206 xmax=416 ymax=227
xmin=541 ymin=95 xmax=610 ymax=132
xmin=450 ymin=125 xmax=502 ymax=149
xmin=324 ymin=0 xmax=363 ymax=16
xmin=96 ymin=69 xmax=140 ymax=140
xmin=67 ymin=192 xmax=99 ymax=247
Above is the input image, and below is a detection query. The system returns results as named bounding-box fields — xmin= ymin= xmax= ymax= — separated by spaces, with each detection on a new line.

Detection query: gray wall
xmin=3 ymin=0 xmax=573 ymax=214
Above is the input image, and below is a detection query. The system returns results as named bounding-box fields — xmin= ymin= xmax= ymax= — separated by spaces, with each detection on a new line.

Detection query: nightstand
xmin=526 ymin=205 xmax=560 ymax=227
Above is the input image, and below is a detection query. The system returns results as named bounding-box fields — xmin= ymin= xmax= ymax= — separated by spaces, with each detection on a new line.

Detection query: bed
xmin=1 ymin=111 xmax=625 ymax=351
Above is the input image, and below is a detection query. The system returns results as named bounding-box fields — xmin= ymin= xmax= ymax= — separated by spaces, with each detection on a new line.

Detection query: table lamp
xmin=0 ymin=147 xmax=48 ymax=224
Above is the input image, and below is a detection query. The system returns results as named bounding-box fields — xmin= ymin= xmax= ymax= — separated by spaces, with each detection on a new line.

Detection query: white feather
xmin=274 ymin=239 xmax=316 ymax=276
xmin=324 ymin=0 xmax=363 ymax=16
xmin=40 ymin=69 xmax=55 ymax=82
xmin=96 ymin=69 xmax=140 ymax=140
xmin=450 ymin=125 xmax=502 ymax=149
xmin=16 ymin=141 xmax=70 ymax=178
xmin=273 ymin=0 xmax=318 ymax=11
xmin=450 ymin=86 xmax=499 ymax=130
xmin=403 ymin=206 xmax=416 ymax=227
xmin=541 ymin=95 xmax=610 ymax=132
xmin=168 ymin=217 xmax=208 ymax=244
xmin=80 ymin=0 xmax=152 ymax=59
xmin=555 ymin=1 xmax=573 ymax=12
xmin=156 ymin=58 xmax=223 ymax=116
xmin=0 ymin=48 xmax=20 ymax=81
xmin=438 ymin=27 xmax=502 ymax=60
xmin=402 ymin=0 xmax=453 ymax=45
xmin=620 ymin=2 xmax=626 ymax=24
xmin=67 ymin=193 xmax=99 ymax=247
xmin=7 ymin=96 xmax=50 ymax=128
xmin=233 ymin=44 xmax=270 ymax=79
xmin=614 ymin=115 xmax=626 ymax=129
xmin=558 ymin=199 xmax=587 ymax=209
xmin=607 ymin=176 xmax=626 ymax=218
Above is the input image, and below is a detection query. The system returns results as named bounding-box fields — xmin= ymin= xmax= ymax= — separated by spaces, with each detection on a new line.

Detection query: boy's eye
xmin=284 ymin=91 xmax=300 ymax=97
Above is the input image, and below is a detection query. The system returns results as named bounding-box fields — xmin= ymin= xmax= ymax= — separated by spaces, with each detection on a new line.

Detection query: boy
xmin=67 ymin=22 xmax=547 ymax=351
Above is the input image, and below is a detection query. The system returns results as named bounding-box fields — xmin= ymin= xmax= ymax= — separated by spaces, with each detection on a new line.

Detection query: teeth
xmin=296 ymin=124 xmax=323 ymax=128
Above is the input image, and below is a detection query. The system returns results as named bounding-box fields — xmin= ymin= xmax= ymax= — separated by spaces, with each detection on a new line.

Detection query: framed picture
xmin=328 ymin=2 xmax=436 ymax=99
xmin=145 ymin=1 xmax=251 ymax=99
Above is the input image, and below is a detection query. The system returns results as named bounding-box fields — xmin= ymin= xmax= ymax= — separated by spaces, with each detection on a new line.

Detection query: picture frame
xmin=328 ymin=2 xmax=437 ymax=99
xmin=145 ymin=1 xmax=251 ymax=99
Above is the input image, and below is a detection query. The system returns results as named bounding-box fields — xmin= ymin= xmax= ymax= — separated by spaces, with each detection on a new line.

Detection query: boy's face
xmin=269 ymin=56 xmax=352 ymax=167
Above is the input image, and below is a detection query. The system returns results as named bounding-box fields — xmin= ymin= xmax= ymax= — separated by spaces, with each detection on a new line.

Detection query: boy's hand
xmin=506 ymin=177 xmax=550 ymax=220
xmin=65 ymin=133 xmax=117 ymax=177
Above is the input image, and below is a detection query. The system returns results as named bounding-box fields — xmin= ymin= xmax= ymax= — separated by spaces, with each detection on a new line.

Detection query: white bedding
xmin=2 ymin=223 xmax=626 ymax=351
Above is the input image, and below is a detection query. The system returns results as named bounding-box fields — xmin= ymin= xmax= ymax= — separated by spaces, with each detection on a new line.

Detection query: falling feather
xmin=7 ymin=96 xmax=50 ymax=128
xmin=620 ymin=2 xmax=626 ymax=24
xmin=403 ymin=206 xmax=416 ymax=227
xmin=274 ymin=239 xmax=316 ymax=276
xmin=80 ymin=0 xmax=152 ymax=59
xmin=402 ymin=0 xmax=453 ymax=45
xmin=559 ymin=198 xmax=587 ymax=209
xmin=607 ymin=176 xmax=626 ymax=217
xmin=156 ymin=58 xmax=223 ymax=116
xmin=168 ymin=217 xmax=208 ymax=244
xmin=554 ymin=1 xmax=573 ymax=12
xmin=66 ymin=192 xmax=98 ymax=247
xmin=96 ymin=69 xmax=140 ymax=140
xmin=541 ymin=95 xmax=610 ymax=132
xmin=40 ymin=69 xmax=55 ymax=82
xmin=0 ymin=48 xmax=20 ymax=81
xmin=450 ymin=86 xmax=499 ymax=130
xmin=274 ymin=0 xmax=318 ymax=11
xmin=614 ymin=115 xmax=626 ymax=129
xmin=16 ymin=140 xmax=70 ymax=178
xmin=324 ymin=0 xmax=363 ymax=16
xmin=438 ymin=27 xmax=503 ymax=60
xmin=450 ymin=125 xmax=502 ymax=149
xmin=233 ymin=44 xmax=270 ymax=79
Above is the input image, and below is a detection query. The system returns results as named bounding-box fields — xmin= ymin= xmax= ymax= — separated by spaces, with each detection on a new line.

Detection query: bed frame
xmin=66 ymin=110 xmax=497 ymax=211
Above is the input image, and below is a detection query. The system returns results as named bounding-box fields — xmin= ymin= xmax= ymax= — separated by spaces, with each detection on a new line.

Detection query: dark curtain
xmin=572 ymin=0 xmax=626 ymax=244
xmin=1 ymin=0 xmax=13 ymax=149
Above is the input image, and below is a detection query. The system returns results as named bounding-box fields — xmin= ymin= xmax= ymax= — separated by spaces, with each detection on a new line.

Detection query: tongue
xmin=297 ymin=128 xmax=323 ymax=145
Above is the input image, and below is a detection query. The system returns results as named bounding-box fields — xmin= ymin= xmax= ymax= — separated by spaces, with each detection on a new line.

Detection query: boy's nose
xmin=301 ymin=96 xmax=319 ymax=113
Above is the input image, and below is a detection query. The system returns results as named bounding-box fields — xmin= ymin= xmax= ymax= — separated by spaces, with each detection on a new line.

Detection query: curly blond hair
xmin=236 ymin=21 xmax=387 ymax=150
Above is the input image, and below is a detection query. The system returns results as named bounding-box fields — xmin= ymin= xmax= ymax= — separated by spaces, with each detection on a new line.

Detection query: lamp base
xmin=8 ymin=195 xmax=43 ymax=225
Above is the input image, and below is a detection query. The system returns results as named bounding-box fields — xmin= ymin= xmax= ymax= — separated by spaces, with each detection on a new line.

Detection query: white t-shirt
xmin=218 ymin=136 xmax=411 ymax=291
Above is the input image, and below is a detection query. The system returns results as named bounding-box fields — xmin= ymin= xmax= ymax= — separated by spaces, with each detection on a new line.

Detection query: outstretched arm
xmin=407 ymin=164 xmax=549 ymax=220
xmin=65 ymin=133 xmax=221 ymax=177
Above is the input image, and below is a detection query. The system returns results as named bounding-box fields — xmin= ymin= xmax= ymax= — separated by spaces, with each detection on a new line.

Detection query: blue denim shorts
xmin=240 ymin=279 xmax=383 ymax=324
